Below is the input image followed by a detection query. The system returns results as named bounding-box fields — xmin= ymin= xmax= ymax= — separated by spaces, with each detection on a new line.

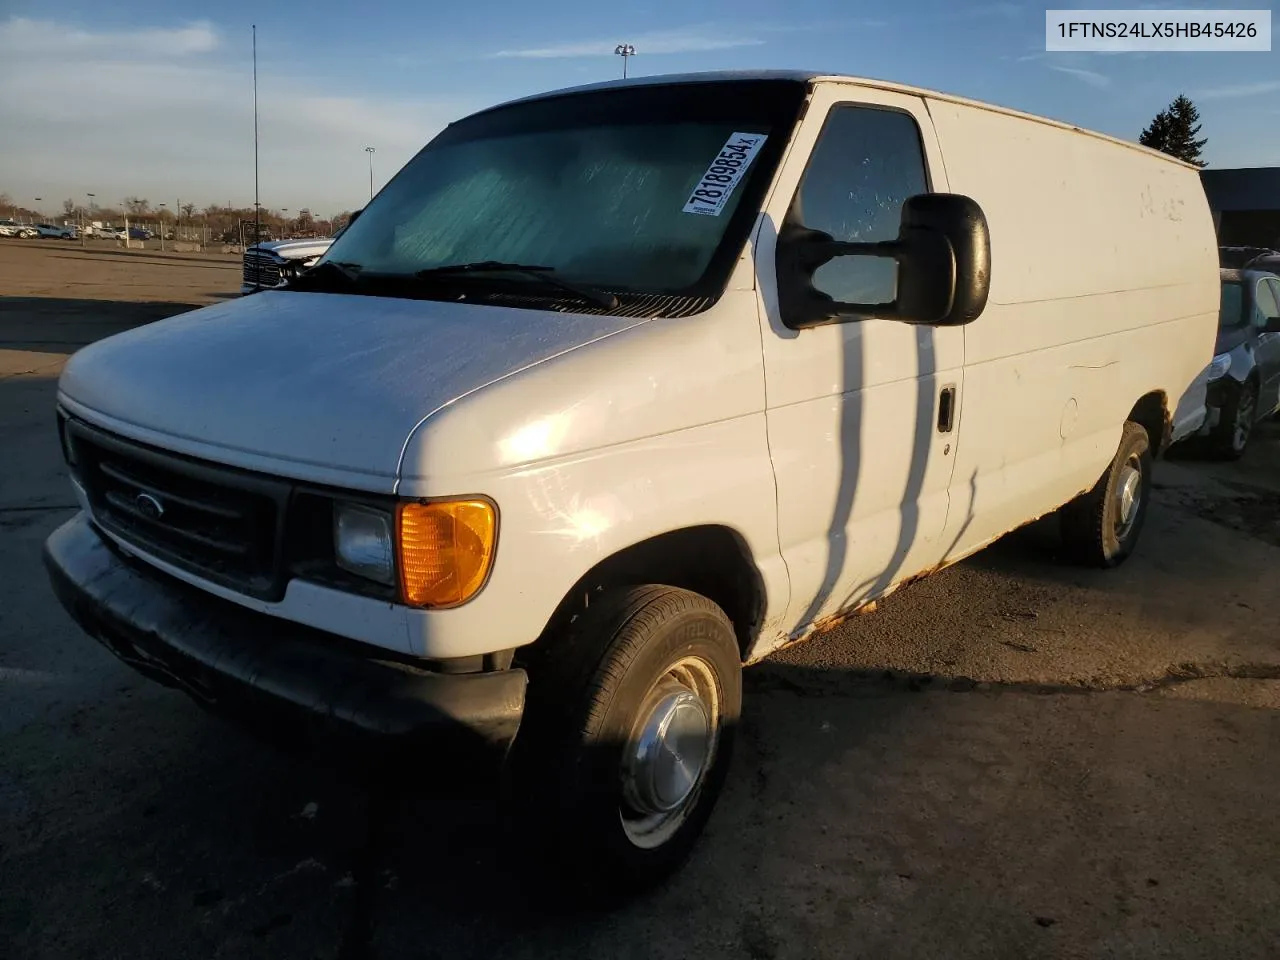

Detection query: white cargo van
xmin=44 ymin=71 xmax=1218 ymax=892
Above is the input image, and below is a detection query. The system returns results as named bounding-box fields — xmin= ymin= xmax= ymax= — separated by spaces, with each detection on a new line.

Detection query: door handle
xmin=937 ymin=385 xmax=956 ymax=434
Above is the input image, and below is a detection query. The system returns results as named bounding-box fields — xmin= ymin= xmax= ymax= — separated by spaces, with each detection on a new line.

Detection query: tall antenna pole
xmin=253 ymin=24 xmax=260 ymax=251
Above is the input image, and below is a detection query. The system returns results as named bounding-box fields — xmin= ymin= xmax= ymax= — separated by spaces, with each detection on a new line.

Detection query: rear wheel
xmin=511 ymin=585 xmax=741 ymax=897
xmin=1209 ymin=377 xmax=1258 ymax=460
xmin=1059 ymin=420 xmax=1153 ymax=568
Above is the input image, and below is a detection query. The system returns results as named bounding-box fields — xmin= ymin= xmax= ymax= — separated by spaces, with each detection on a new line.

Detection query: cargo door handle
xmin=937 ymin=385 xmax=956 ymax=434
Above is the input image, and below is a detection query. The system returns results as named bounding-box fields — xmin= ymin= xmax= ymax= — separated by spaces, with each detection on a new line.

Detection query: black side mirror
xmin=777 ymin=193 xmax=991 ymax=330
xmin=1263 ymin=316 xmax=1280 ymax=334
xmin=348 ymin=207 xmax=363 ymax=226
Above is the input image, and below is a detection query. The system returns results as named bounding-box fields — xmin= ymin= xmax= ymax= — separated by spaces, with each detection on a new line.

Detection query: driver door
xmin=753 ymin=85 xmax=964 ymax=637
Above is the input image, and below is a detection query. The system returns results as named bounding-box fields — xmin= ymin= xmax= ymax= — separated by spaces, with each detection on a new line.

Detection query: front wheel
xmin=511 ymin=585 xmax=742 ymax=897
xmin=1059 ymin=420 xmax=1153 ymax=568
xmin=1209 ymin=377 xmax=1258 ymax=460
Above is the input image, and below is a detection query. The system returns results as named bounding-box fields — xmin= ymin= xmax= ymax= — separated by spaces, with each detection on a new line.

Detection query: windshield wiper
xmin=288 ymin=260 xmax=362 ymax=290
xmin=413 ymin=261 xmax=619 ymax=310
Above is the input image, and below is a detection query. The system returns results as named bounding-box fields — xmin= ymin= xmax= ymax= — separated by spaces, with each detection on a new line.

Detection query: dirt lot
xmin=2 ymin=241 xmax=1279 ymax=959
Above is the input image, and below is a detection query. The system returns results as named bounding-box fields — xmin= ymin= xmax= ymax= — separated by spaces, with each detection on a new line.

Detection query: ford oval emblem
xmin=135 ymin=492 xmax=165 ymax=520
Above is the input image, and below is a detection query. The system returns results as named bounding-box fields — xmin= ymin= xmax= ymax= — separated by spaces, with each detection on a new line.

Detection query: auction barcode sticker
xmin=682 ymin=132 xmax=768 ymax=217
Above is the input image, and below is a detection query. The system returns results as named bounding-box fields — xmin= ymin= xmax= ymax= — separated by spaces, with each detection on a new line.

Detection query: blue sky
xmin=1 ymin=1 xmax=1277 ymax=217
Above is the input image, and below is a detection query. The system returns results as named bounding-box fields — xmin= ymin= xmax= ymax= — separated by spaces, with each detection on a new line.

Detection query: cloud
xmin=1047 ymin=64 xmax=1111 ymax=88
xmin=2 ymin=16 xmax=219 ymax=57
xmin=1193 ymin=80 xmax=1280 ymax=101
xmin=0 ymin=17 xmax=468 ymax=215
xmin=951 ymin=3 xmax=1025 ymax=19
xmin=489 ymin=26 xmax=766 ymax=59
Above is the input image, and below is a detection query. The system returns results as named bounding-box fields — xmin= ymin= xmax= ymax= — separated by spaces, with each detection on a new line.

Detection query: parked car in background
xmin=127 ymin=227 xmax=151 ymax=241
xmin=240 ymin=236 xmax=335 ymax=294
xmin=1243 ymin=251 xmax=1280 ymax=274
xmin=1193 ymin=267 xmax=1280 ymax=458
xmin=1218 ymin=245 xmax=1280 ymax=271
xmin=0 ymin=219 xmax=38 ymax=238
xmin=35 ymin=223 xmax=77 ymax=239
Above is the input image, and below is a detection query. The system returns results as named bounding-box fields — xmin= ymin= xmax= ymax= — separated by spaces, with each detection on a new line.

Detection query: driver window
xmin=1255 ymin=278 xmax=1280 ymax=327
xmin=785 ymin=105 xmax=929 ymax=304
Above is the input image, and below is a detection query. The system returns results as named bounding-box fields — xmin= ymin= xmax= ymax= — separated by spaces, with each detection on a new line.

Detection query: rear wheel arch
xmin=524 ymin=525 xmax=767 ymax=666
xmin=1125 ymin=391 xmax=1170 ymax=458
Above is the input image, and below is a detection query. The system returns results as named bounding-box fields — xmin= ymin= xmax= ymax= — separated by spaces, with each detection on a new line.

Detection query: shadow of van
xmin=0 ymin=297 xmax=202 ymax=357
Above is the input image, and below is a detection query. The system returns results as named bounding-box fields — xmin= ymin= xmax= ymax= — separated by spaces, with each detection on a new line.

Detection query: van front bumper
xmin=43 ymin=512 xmax=527 ymax=759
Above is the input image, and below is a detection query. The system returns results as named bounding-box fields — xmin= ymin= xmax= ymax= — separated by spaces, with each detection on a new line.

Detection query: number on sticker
xmin=682 ymin=132 xmax=769 ymax=217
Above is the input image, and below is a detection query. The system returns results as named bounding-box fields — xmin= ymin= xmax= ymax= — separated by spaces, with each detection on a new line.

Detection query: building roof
xmin=1201 ymin=167 xmax=1280 ymax=212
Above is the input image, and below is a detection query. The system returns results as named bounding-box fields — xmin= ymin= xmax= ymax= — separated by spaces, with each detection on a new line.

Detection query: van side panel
xmin=924 ymin=98 xmax=1219 ymax=562
xmin=396 ymin=292 xmax=792 ymax=660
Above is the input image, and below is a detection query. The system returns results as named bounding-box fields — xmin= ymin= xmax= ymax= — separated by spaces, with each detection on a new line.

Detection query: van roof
xmin=480 ymin=69 xmax=1199 ymax=172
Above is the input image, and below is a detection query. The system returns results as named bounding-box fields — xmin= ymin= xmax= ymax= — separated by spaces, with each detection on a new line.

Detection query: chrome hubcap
xmin=620 ymin=656 xmax=719 ymax=849
xmin=1114 ymin=456 xmax=1143 ymax=540
xmin=624 ymin=690 xmax=710 ymax=813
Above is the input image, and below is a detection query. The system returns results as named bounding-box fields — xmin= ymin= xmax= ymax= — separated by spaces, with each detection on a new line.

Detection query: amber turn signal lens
xmin=396 ymin=500 xmax=497 ymax=608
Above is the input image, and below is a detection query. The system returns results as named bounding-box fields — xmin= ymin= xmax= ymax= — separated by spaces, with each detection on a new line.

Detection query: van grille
xmin=67 ymin=419 xmax=288 ymax=600
xmin=243 ymin=252 xmax=284 ymax=289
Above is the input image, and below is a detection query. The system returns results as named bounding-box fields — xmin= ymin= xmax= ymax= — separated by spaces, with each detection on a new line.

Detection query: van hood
xmin=58 ymin=291 xmax=645 ymax=489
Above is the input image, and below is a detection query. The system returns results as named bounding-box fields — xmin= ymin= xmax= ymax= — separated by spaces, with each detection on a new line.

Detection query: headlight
xmin=1206 ymin=352 xmax=1231 ymax=382
xmin=333 ymin=503 xmax=395 ymax=586
xmin=397 ymin=499 xmax=497 ymax=608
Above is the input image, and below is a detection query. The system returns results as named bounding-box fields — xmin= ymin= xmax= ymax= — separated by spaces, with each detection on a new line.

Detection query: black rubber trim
xmin=43 ymin=512 xmax=526 ymax=758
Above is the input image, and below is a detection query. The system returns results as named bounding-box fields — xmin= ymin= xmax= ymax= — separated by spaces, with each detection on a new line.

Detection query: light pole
xmin=281 ymin=208 xmax=289 ymax=238
xmin=614 ymin=43 xmax=635 ymax=78
xmin=253 ymin=24 xmax=261 ymax=256
xmin=33 ymin=197 xmax=42 ymax=223
xmin=84 ymin=193 xmax=95 ymax=247
xmin=364 ymin=146 xmax=376 ymax=201
xmin=158 ymin=203 xmax=167 ymax=251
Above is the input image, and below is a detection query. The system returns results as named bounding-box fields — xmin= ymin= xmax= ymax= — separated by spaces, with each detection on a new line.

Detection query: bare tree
xmin=180 ymin=202 xmax=196 ymax=220
xmin=124 ymin=197 xmax=150 ymax=217
xmin=62 ymin=199 xmax=76 ymax=219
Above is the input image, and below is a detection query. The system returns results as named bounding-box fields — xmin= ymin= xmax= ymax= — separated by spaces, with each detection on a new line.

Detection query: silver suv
xmin=241 ymin=237 xmax=335 ymax=294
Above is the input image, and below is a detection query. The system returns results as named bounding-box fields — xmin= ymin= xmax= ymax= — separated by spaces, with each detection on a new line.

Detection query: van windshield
xmin=310 ymin=79 xmax=806 ymax=311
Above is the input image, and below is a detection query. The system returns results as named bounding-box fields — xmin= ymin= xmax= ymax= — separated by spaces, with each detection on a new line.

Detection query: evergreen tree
xmin=1139 ymin=95 xmax=1208 ymax=167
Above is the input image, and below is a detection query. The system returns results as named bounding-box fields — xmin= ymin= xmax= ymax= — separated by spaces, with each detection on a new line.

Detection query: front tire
xmin=1059 ymin=420 xmax=1153 ymax=568
xmin=1209 ymin=377 xmax=1258 ymax=460
xmin=512 ymin=585 xmax=742 ymax=897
